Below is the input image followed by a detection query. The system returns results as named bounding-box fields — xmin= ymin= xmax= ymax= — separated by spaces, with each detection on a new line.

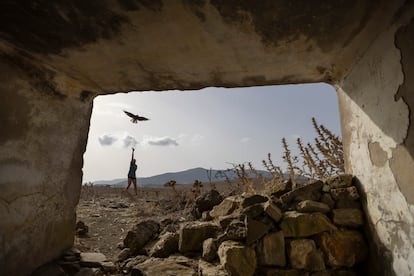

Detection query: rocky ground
xmin=32 ymin=175 xmax=369 ymax=276
xmin=75 ymin=185 xmax=196 ymax=260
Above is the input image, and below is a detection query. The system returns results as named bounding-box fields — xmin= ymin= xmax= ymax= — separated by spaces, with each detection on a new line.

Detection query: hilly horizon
xmin=91 ymin=167 xmax=275 ymax=187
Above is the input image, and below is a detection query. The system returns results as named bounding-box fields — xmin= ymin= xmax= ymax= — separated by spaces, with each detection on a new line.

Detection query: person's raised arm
xmin=131 ymin=147 xmax=135 ymax=161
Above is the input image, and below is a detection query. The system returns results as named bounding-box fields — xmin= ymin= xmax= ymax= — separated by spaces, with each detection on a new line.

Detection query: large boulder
xmin=210 ymin=196 xmax=242 ymax=218
xmin=288 ymin=239 xmax=325 ymax=271
xmin=296 ymin=200 xmax=330 ymax=213
xmin=179 ymin=222 xmax=220 ymax=253
xmin=257 ymin=231 xmax=286 ymax=266
xmin=123 ymin=220 xmax=160 ymax=254
xmin=281 ymin=181 xmax=324 ymax=204
xmin=280 ymin=212 xmax=337 ymax=237
xmin=318 ymin=230 xmax=368 ymax=267
xmin=218 ymin=241 xmax=257 ymax=276
xmin=241 ymin=194 xmax=268 ymax=208
xmin=148 ymin=232 xmax=179 ymax=258
xmin=193 ymin=190 xmax=224 ymax=218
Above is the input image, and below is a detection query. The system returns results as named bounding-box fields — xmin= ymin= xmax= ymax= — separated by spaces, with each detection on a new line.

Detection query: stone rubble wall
xmin=116 ymin=174 xmax=369 ymax=276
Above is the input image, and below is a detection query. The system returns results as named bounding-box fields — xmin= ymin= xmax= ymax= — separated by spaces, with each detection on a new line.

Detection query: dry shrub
xmin=238 ymin=117 xmax=344 ymax=194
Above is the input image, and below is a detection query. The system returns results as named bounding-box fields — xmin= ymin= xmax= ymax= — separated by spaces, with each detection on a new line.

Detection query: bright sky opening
xmin=82 ymin=83 xmax=340 ymax=183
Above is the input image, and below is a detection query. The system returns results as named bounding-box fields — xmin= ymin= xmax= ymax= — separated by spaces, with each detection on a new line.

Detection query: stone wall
xmin=116 ymin=175 xmax=369 ymax=275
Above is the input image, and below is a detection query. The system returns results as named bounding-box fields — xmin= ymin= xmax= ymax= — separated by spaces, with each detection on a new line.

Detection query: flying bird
xmin=123 ymin=110 xmax=149 ymax=124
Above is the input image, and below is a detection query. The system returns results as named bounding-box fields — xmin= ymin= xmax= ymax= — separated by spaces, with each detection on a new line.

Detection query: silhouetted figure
xmin=126 ymin=148 xmax=138 ymax=195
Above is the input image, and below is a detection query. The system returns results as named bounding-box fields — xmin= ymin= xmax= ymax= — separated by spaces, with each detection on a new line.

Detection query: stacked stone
xmin=118 ymin=174 xmax=368 ymax=276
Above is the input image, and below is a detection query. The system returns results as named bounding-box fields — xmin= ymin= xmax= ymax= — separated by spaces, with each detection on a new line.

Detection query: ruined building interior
xmin=0 ymin=1 xmax=413 ymax=275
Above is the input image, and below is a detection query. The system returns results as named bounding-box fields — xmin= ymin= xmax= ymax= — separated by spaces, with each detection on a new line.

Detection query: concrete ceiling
xmin=0 ymin=0 xmax=401 ymax=98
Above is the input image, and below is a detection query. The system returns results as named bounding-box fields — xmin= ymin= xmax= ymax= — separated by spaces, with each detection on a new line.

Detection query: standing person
xmin=126 ymin=148 xmax=138 ymax=195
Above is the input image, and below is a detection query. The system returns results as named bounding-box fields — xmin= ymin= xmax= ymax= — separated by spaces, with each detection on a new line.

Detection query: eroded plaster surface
xmin=338 ymin=22 xmax=413 ymax=275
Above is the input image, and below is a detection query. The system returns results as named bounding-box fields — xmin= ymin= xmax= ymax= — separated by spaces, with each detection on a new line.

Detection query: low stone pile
xmin=118 ymin=174 xmax=368 ymax=275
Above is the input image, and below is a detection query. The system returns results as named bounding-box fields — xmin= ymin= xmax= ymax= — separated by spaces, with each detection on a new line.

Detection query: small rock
xmin=296 ymin=200 xmax=330 ymax=213
xmin=117 ymin=248 xmax=131 ymax=262
xmin=202 ymin=238 xmax=218 ymax=262
xmin=76 ymin=221 xmax=89 ymax=236
xmin=288 ymin=239 xmax=325 ymax=271
xmin=264 ymin=200 xmax=283 ymax=222
xmin=218 ymin=241 xmax=256 ymax=276
xmin=241 ymin=194 xmax=268 ymax=208
xmin=330 ymin=186 xmax=359 ymax=201
xmin=325 ymin=174 xmax=353 ymax=188
xmin=80 ymin=252 xmax=107 ymax=268
xmin=101 ymin=261 xmax=116 ymax=272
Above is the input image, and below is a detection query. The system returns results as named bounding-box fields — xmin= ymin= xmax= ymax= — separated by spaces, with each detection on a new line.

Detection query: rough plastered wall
xmin=0 ymin=61 xmax=92 ymax=275
xmin=337 ymin=18 xmax=414 ymax=275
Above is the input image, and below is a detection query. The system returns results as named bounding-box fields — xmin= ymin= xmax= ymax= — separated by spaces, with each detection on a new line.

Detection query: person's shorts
xmin=128 ymin=177 xmax=136 ymax=180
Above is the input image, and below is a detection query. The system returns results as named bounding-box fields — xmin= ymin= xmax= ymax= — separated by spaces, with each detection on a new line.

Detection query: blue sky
xmin=82 ymin=83 xmax=340 ymax=183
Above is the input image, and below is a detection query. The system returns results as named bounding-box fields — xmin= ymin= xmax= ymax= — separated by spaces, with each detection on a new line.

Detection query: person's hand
xmin=132 ymin=147 xmax=135 ymax=151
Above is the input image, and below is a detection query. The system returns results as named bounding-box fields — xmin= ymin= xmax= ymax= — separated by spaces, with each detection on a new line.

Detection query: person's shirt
xmin=128 ymin=162 xmax=137 ymax=178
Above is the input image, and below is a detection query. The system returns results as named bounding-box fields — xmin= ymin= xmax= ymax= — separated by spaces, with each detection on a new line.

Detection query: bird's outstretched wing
xmin=124 ymin=110 xmax=137 ymax=119
xmin=137 ymin=116 xmax=149 ymax=121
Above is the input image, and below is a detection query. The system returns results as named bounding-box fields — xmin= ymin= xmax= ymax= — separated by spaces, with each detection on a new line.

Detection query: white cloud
xmin=123 ymin=135 xmax=138 ymax=148
xmin=98 ymin=134 xmax=118 ymax=146
xmin=98 ymin=132 xmax=139 ymax=148
xmin=142 ymin=136 xmax=179 ymax=146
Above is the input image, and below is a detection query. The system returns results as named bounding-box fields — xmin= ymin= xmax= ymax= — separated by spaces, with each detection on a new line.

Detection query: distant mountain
xmin=93 ymin=167 xmax=275 ymax=187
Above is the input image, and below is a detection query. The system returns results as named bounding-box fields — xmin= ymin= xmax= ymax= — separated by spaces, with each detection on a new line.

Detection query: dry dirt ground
xmin=75 ymin=185 xmax=207 ymax=261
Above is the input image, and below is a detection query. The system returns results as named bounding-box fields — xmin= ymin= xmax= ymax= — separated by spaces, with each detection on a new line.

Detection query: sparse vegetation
xmin=232 ymin=117 xmax=344 ymax=195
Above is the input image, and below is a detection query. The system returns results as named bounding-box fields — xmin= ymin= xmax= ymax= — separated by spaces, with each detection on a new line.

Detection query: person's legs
xmin=132 ymin=179 xmax=137 ymax=195
xmin=126 ymin=178 xmax=132 ymax=191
